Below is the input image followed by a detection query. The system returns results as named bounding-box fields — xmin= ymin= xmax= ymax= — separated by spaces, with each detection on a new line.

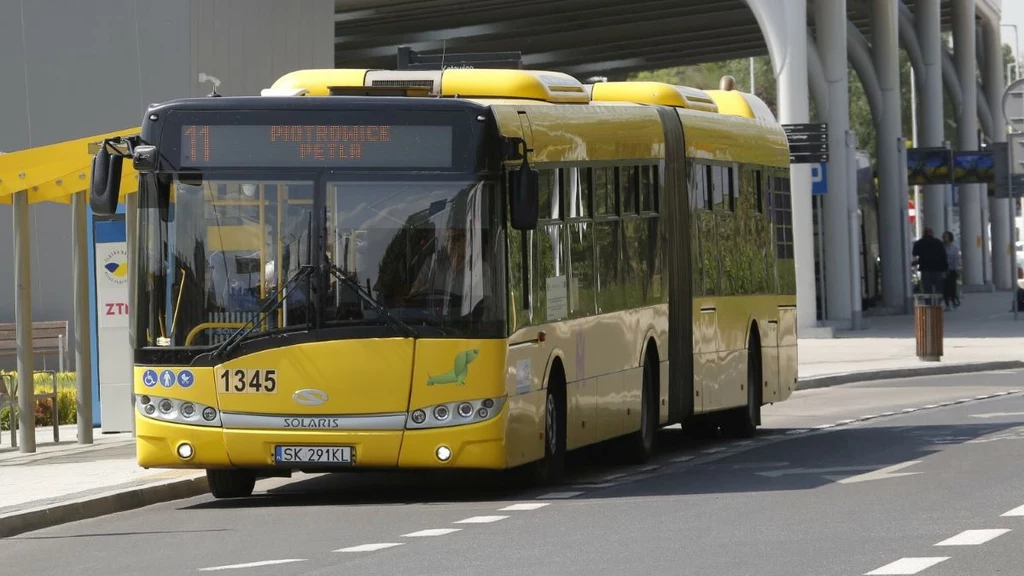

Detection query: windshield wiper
xmin=213 ymin=264 xmax=316 ymax=358
xmin=324 ymin=261 xmax=416 ymax=338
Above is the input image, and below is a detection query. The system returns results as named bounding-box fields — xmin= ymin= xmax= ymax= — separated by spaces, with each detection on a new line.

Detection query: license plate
xmin=274 ymin=445 xmax=353 ymax=465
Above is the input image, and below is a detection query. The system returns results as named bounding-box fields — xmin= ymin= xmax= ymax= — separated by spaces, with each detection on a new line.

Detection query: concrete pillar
xmin=814 ymin=0 xmax=852 ymax=325
xmin=806 ymin=32 xmax=829 ymax=120
xmin=72 ymin=191 xmax=93 ymax=444
xmin=14 ymin=191 xmax=35 ymax=453
xmin=983 ymin=17 xmax=1012 ymax=290
xmin=953 ymin=0 xmax=983 ymax=286
xmin=872 ymin=0 xmax=907 ymax=310
xmin=916 ymin=0 xmax=946 ymax=236
xmin=747 ymin=0 xmax=820 ymax=333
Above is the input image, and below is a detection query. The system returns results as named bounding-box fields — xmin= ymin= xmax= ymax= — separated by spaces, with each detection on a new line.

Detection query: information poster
xmin=92 ymin=217 xmax=133 ymax=433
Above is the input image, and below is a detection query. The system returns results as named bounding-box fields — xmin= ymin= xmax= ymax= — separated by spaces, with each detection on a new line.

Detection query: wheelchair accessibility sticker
xmin=141 ymin=368 xmax=195 ymax=389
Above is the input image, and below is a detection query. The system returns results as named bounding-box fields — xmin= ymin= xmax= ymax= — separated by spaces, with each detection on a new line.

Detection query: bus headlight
xmin=136 ymin=395 xmax=221 ymax=427
xmin=406 ymin=397 xmax=505 ymax=429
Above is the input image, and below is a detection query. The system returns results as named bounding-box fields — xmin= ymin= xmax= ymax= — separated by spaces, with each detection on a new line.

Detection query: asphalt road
xmin=2 ymin=369 xmax=1024 ymax=576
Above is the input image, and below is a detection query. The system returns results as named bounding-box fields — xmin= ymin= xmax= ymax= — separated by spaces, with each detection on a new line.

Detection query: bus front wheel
xmin=533 ymin=369 xmax=566 ymax=484
xmin=206 ymin=469 xmax=256 ymax=499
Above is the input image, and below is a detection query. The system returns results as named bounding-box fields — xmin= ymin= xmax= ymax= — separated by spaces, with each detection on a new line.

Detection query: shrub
xmin=0 ymin=371 xmax=79 ymax=430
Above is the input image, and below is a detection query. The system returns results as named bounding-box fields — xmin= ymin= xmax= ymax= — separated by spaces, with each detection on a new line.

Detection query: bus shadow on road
xmin=573 ymin=420 xmax=1024 ymax=500
xmin=180 ymin=419 xmax=1024 ymax=509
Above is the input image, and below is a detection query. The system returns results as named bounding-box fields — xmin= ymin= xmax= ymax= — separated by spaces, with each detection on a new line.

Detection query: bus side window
xmin=568 ymin=167 xmax=596 ymax=318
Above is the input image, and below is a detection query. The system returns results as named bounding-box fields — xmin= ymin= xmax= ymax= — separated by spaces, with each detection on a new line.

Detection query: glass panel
xmin=567 ymin=221 xmax=595 ymax=317
xmin=134 ymin=175 xmax=506 ymax=349
xmin=136 ymin=176 xmax=315 ymax=349
xmin=325 ymin=179 xmax=505 ymax=336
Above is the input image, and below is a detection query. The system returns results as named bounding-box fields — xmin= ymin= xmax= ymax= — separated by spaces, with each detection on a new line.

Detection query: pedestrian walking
xmin=912 ymin=227 xmax=947 ymax=296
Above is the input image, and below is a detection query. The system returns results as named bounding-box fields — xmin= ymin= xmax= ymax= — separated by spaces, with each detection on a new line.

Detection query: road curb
xmin=797 ymin=360 xmax=1024 ymax=390
xmin=0 ymin=474 xmax=209 ymax=539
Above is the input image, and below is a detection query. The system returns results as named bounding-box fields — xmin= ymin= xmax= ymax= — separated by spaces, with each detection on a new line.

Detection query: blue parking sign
xmin=811 ymin=162 xmax=827 ymax=195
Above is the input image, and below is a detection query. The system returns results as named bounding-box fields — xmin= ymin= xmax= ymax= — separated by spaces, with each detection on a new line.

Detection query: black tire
xmin=533 ymin=372 xmax=566 ymax=484
xmin=725 ymin=334 xmax=762 ymax=438
xmin=206 ymin=469 xmax=256 ymax=499
xmin=621 ymin=352 xmax=658 ymax=463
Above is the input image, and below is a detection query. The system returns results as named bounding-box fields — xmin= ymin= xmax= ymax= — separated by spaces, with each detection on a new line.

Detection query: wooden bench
xmin=0 ymin=320 xmax=69 ymax=372
xmin=0 ymin=371 xmax=60 ymax=448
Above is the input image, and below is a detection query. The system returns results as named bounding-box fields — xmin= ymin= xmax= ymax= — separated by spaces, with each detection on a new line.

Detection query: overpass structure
xmin=0 ymin=0 xmax=1014 ymax=451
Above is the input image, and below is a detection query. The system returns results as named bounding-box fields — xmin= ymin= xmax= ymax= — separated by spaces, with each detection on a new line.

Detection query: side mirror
xmin=509 ymin=164 xmax=539 ymax=231
xmin=90 ymin=146 xmax=122 ymax=216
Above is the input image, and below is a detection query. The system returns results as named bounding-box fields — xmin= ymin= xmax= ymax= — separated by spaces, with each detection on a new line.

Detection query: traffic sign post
xmin=783 ymin=123 xmax=829 ymax=164
xmin=1000 ymin=79 xmax=1024 ymax=320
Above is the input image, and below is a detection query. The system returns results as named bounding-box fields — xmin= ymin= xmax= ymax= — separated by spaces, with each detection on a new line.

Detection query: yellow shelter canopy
xmin=0 ymin=128 xmax=139 ymax=205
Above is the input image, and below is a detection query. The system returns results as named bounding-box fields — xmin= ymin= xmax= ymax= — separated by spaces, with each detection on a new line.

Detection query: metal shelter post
xmin=72 ymin=191 xmax=94 ymax=444
xmin=126 ymin=191 xmax=138 ymax=438
xmin=13 ymin=190 xmax=35 ymax=453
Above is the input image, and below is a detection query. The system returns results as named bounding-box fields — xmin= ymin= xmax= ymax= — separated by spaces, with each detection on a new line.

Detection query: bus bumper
xmin=134 ymin=405 xmax=508 ymax=470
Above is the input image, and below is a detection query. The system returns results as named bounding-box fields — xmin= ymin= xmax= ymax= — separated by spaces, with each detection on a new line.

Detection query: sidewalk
xmin=2 ymin=293 xmax=1022 ymax=538
xmin=798 ymin=289 xmax=1024 ymax=387
xmin=0 ymin=424 xmax=206 ymax=538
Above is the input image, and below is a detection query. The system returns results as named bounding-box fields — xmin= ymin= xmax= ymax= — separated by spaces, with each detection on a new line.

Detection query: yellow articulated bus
xmin=89 ymin=67 xmax=797 ymax=499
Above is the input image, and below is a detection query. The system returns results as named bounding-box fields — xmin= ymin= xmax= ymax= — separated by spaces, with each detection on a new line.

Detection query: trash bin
xmin=914 ymin=293 xmax=943 ymax=361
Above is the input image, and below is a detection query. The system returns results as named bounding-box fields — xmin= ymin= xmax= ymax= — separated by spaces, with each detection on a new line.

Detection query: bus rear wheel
xmin=724 ymin=335 xmax=762 ymax=438
xmin=620 ymin=352 xmax=658 ymax=463
xmin=206 ymin=469 xmax=256 ymax=499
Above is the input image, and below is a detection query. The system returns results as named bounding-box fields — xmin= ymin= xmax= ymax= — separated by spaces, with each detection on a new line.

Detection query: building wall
xmin=0 ymin=0 xmax=333 ymax=370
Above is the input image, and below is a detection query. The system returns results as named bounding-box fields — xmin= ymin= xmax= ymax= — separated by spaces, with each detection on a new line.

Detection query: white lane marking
xmin=402 ymin=528 xmax=462 ymax=537
xmin=500 ymin=502 xmax=549 ymax=511
xmin=955 ymin=398 xmax=972 ymax=403
xmin=900 ymin=408 xmax=918 ymax=413
xmin=969 ymin=411 xmax=1024 ymax=419
xmin=879 ymin=411 xmax=897 ymax=417
xmin=455 ymin=515 xmax=508 ymax=524
xmin=702 ymin=447 xmax=728 ymax=454
xmin=922 ymin=405 xmax=940 ymax=409
xmin=785 ymin=429 xmax=810 ymax=435
xmin=572 ymin=482 xmax=620 ymax=488
xmin=1001 ymin=504 xmax=1024 ymax=517
xmin=835 ymin=461 xmax=922 ymax=484
xmin=859 ymin=415 xmax=880 ymax=420
xmin=815 ymin=424 xmax=837 ymax=429
xmin=638 ymin=464 xmax=661 ymax=472
xmin=757 ymin=465 xmax=876 ymax=478
xmin=734 ymin=440 xmax=756 ymax=446
xmin=934 ymin=528 xmax=1011 ymax=546
xmin=836 ymin=419 xmax=857 ymax=425
xmin=671 ymin=455 xmax=695 ymax=463
xmin=864 ymin=557 xmax=949 ymax=574
xmin=1010 ymin=389 xmax=1023 ymax=393
xmin=601 ymin=473 xmax=627 ymax=481
xmin=975 ymin=394 xmax=993 ymax=400
xmin=537 ymin=491 xmax=583 ymax=499
xmin=199 ymin=559 xmax=306 ymax=571
xmin=336 ymin=543 xmax=403 ymax=553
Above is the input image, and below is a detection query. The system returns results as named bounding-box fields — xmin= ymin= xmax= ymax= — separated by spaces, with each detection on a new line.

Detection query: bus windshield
xmin=135 ymin=174 xmax=506 ymax=350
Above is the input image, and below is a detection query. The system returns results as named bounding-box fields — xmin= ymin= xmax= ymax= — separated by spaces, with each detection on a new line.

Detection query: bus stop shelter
xmin=0 ymin=128 xmax=137 ymax=452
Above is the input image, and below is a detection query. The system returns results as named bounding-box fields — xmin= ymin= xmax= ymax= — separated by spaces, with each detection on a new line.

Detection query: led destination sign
xmin=180 ymin=123 xmax=454 ymax=168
